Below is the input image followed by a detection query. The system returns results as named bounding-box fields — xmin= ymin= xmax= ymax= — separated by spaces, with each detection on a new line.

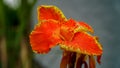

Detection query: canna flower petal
xmin=74 ymin=21 xmax=94 ymax=33
xmin=38 ymin=5 xmax=67 ymax=21
xmin=60 ymin=32 xmax=103 ymax=55
xmin=60 ymin=19 xmax=77 ymax=41
xmin=29 ymin=19 xmax=61 ymax=54
xmin=60 ymin=19 xmax=94 ymax=41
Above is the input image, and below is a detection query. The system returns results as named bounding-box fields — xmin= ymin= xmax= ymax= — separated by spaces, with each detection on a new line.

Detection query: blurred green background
xmin=0 ymin=0 xmax=41 ymax=68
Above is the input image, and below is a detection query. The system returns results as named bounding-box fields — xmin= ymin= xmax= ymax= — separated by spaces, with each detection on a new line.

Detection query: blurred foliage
xmin=0 ymin=0 xmax=40 ymax=68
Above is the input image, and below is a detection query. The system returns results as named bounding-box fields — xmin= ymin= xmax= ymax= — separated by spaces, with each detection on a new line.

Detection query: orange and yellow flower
xmin=29 ymin=5 xmax=103 ymax=68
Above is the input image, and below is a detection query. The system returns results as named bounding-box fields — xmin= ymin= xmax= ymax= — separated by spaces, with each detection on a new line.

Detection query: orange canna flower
xmin=29 ymin=5 xmax=103 ymax=68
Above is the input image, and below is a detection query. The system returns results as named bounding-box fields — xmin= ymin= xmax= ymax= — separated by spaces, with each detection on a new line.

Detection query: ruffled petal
xmin=38 ymin=5 xmax=67 ymax=21
xmin=60 ymin=32 xmax=103 ymax=55
xmin=29 ymin=20 xmax=61 ymax=54
xmin=74 ymin=22 xmax=94 ymax=33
